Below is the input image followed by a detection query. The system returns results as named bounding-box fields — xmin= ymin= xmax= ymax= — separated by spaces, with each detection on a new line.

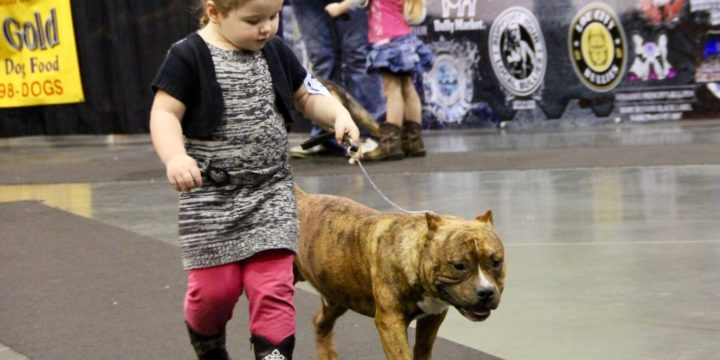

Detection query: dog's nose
xmin=477 ymin=287 xmax=495 ymax=301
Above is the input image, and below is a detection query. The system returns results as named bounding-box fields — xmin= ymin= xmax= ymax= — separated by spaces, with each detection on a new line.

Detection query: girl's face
xmin=211 ymin=0 xmax=282 ymax=52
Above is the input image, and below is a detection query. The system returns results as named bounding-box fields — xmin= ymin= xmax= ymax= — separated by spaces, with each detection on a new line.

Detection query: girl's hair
xmin=196 ymin=0 xmax=246 ymax=27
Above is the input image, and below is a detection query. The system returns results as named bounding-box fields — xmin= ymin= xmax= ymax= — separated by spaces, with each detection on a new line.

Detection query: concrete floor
xmin=1 ymin=120 xmax=719 ymax=359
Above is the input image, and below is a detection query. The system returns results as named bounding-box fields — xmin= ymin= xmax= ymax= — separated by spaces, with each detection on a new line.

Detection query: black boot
xmin=251 ymin=334 xmax=295 ymax=360
xmin=186 ymin=323 xmax=231 ymax=360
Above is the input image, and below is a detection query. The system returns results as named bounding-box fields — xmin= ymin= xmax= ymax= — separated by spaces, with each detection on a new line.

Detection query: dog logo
xmin=423 ymin=38 xmax=480 ymax=124
xmin=569 ymin=3 xmax=627 ymax=92
xmin=489 ymin=6 xmax=546 ymax=97
xmin=628 ymin=33 xmax=677 ymax=81
xmin=441 ymin=0 xmax=476 ymax=18
xmin=433 ymin=0 xmax=486 ymax=33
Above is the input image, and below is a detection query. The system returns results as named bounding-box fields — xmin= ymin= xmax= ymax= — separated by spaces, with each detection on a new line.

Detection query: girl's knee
xmin=186 ymin=283 xmax=241 ymax=307
xmin=186 ymin=264 xmax=243 ymax=306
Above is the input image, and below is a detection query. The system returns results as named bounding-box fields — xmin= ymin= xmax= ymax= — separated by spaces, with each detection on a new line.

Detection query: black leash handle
xmin=300 ymin=132 xmax=334 ymax=150
xmin=300 ymin=132 xmax=358 ymax=153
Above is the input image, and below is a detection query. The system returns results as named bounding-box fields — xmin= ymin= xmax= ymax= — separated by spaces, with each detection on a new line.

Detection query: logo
xmin=423 ymin=38 xmax=480 ymax=124
xmin=441 ymin=0 xmax=476 ymax=17
xmin=628 ymin=33 xmax=676 ymax=81
xmin=690 ymin=0 xmax=720 ymax=26
xmin=489 ymin=7 xmax=546 ymax=97
xmin=695 ymin=30 xmax=720 ymax=83
xmin=433 ymin=0 xmax=486 ymax=34
xmin=569 ymin=3 xmax=627 ymax=92
xmin=3 ymin=9 xmax=60 ymax=51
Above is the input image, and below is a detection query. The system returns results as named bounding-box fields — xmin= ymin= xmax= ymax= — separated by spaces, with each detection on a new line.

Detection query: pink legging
xmin=184 ymin=249 xmax=295 ymax=344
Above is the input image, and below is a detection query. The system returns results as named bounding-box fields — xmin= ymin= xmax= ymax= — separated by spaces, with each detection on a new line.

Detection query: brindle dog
xmin=294 ymin=187 xmax=506 ymax=360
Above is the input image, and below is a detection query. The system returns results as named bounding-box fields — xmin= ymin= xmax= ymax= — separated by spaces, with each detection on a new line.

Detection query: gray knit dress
xmin=178 ymin=43 xmax=298 ymax=270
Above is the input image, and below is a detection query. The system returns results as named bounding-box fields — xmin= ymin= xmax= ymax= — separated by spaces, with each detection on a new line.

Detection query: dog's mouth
xmin=456 ymin=306 xmax=491 ymax=322
xmin=438 ymin=287 xmax=493 ymax=322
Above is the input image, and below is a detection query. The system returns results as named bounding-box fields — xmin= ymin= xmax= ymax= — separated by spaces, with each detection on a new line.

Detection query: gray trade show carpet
xmin=0 ymin=201 xmax=497 ymax=360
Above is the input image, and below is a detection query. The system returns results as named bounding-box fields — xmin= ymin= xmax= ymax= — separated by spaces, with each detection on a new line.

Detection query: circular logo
xmin=569 ymin=3 xmax=627 ymax=92
xmin=489 ymin=7 xmax=546 ymax=97
xmin=422 ymin=39 xmax=480 ymax=124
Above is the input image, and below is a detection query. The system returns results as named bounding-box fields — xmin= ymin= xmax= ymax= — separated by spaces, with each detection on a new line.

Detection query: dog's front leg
xmin=375 ymin=309 xmax=413 ymax=360
xmin=412 ymin=310 xmax=448 ymax=360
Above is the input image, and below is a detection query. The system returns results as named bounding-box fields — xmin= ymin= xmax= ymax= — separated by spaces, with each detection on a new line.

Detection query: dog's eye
xmin=450 ymin=262 xmax=467 ymax=271
xmin=492 ymin=258 xmax=503 ymax=269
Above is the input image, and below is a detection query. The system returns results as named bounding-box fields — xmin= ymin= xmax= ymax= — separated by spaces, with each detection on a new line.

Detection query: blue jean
xmin=289 ymin=0 xmax=385 ymax=139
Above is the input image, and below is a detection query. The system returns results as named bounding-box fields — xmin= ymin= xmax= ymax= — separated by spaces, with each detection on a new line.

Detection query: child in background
xmin=326 ymin=0 xmax=433 ymax=161
xmin=286 ymin=0 xmax=386 ymax=159
xmin=149 ymin=0 xmax=359 ymax=358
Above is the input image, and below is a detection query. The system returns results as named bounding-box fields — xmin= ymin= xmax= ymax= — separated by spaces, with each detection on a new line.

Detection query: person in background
xmin=288 ymin=0 xmax=386 ymax=157
xmin=149 ymin=0 xmax=359 ymax=358
xmin=326 ymin=0 xmax=433 ymax=161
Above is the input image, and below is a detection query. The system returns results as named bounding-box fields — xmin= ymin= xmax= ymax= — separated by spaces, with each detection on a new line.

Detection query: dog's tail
xmin=320 ymin=78 xmax=380 ymax=138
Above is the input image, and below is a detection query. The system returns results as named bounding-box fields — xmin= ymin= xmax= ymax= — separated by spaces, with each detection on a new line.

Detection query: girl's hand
xmin=165 ymin=154 xmax=203 ymax=192
xmin=325 ymin=3 xmax=346 ymax=18
xmin=325 ymin=0 xmax=366 ymax=17
xmin=333 ymin=113 xmax=360 ymax=148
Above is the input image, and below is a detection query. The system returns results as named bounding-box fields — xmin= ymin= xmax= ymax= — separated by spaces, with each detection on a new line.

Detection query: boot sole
xmin=364 ymin=153 xmax=405 ymax=161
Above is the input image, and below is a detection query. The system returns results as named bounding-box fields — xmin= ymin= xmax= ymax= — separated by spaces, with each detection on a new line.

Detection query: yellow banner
xmin=0 ymin=0 xmax=84 ymax=107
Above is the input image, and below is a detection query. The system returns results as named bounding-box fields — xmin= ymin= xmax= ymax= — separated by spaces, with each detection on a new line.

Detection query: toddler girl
xmin=150 ymin=0 xmax=359 ymax=358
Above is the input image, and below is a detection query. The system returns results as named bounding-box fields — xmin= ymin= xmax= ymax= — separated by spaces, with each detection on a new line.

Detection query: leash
xmin=300 ymin=133 xmax=436 ymax=216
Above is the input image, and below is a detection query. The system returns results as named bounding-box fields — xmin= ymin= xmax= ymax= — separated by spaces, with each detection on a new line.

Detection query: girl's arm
xmin=293 ymin=85 xmax=360 ymax=146
xmin=149 ymin=90 xmax=203 ymax=192
xmin=325 ymin=0 xmax=367 ymax=18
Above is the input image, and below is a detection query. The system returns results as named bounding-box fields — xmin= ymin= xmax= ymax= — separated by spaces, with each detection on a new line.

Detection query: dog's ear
xmin=425 ymin=212 xmax=442 ymax=231
xmin=475 ymin=210 xmax=493 ymax=226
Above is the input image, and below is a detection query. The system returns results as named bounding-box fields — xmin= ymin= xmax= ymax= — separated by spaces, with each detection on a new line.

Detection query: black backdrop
xmin=3 ymin=1 xmax=719 ymax=137
xmin=0 ymin=0 xmax=196 ymax=137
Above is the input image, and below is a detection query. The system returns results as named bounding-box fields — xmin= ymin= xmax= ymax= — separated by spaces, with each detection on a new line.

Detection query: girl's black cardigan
xmin=151 ymin=32 xmax=307 ymax=139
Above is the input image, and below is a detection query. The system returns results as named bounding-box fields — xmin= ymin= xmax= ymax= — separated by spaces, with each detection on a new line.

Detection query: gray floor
xmin=1 ymin=119 xmax=720 ymax=359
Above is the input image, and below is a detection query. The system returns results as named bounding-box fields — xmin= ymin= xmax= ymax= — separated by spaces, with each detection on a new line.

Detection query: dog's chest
xmin=415 ymin=296 xmax=449 ymax=319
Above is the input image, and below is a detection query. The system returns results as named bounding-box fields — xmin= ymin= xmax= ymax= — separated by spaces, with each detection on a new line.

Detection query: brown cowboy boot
xmin=364 ymin=123 xmax=404 ymax=161
xmin=402 ymin=121 xmax=426 ymax=157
